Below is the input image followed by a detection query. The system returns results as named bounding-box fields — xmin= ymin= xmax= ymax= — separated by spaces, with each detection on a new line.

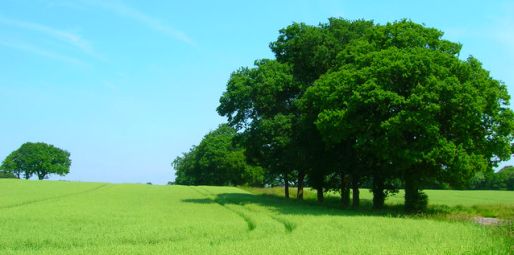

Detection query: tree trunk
xmin=296 ymin=170 xmax=305 ymax=200
xmin=341 ymin=172 xmax=350 ymax=207
xmin=316 ymin=186 xmax=324 ymax=203
xmin=284 ymin=172 xmax=290 ymax=199
xmin=404 ymin=172 xmax=427 ymax=212
xmin=352 ymin=175 xmax=360 ymax=208
xmin=372 ymin=176 xmax=385 ymax=209
xmin=37 ymin=172 xmax=46 ymax=180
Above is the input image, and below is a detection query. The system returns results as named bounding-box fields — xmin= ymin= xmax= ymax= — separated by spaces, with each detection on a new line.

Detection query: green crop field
xmin=0 ymin=179 xmax=512 ymax=254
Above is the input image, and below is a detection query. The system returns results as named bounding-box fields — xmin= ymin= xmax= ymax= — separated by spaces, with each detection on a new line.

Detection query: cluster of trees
xmin=216 ymin=18 xmax=514 ymax=212
xmin=173 ymin=125 xmax=264 ymax=186
xmin=174 ymin=18 xmax=513 ymax=212
xmin=0 ymin=142 xmax=71 ymax=180
xmin=469 ymin=166 xmax=514 ymax=190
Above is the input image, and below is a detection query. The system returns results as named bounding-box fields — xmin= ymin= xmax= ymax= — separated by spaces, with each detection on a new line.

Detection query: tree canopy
xmin=173 ymin=124 xmax=264 ymax=186
xmin=1 ymin=142 xmax=71 ymax=180
xmin=215 ymin=18 xmax=514 ymax=211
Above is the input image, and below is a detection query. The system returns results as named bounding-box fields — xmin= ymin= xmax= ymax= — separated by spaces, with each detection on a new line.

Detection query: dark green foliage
xmin=298 ymin=19 xmax=514 ymax=211
xmin=495 ymin=167 xmax=514 ymax=190
xmin=1 ymin=142 xmax=71 ymax=180
xmin=218 ymin=59 xmax=300 ymax=198
xmin=469 ymin=166 xmax=514 ymax=190
xmin=173 ymin=124 xmax=264 ymax=186
xmin=0 ymin=170 xmax=16 ymax=178
xmin=173 ymin=146 xmax=198 ymax=185
xmin=215 ymin=18 xmax=514 ymax=211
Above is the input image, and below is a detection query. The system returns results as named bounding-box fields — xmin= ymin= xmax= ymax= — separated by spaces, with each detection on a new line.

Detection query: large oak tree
xmin=1 ymin=142 xmax=71 ymax=180
xmin=303 ymin=20 xmax=514 ymax=211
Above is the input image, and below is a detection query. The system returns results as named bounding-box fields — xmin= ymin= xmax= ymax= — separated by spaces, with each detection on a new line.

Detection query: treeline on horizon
xmin=173 ymin=18 xmax=514 ymax=212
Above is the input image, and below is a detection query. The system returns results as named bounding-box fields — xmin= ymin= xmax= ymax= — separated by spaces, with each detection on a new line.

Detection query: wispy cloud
xmin=0 ymin=39 xmax=85 ymax=66
xmin=81 ymin=0 xmax=195 ymax=46
xmin=0 ymin=16 xmax=102 ymax=59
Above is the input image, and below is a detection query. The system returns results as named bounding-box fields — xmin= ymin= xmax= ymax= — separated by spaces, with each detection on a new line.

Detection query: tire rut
xmin=195 ymin=187 xmax=296 ymax=233
xmin=189 ymin=186 xmax=257 ymax=231
xmin=0 ymin=184 xmax=110 ymax=210
xmin=241 ymin=203 xmax=297 ymax=233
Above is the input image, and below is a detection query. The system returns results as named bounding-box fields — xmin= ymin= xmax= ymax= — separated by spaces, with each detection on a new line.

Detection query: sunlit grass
xmin=0 ymin=179 xmax=511 ymax=254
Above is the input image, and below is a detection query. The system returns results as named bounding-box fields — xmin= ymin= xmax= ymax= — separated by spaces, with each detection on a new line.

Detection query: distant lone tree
xmin=1 ymin=142 xmax=71 ymax=180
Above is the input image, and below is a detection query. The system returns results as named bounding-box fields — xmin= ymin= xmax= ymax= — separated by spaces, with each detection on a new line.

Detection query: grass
xmin=242 ymin=186 xmax=514 ymax=219
xmin=0 ymin=179 xmax=512 ymax=254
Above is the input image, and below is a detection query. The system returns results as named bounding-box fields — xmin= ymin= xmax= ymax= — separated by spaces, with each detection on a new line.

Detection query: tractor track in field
xmin=189 ymin=186 xmax=256 ymax=231
xmin=191 ymin=186 xmax=296 ymax=233
xmin=0 ymin=184 xmax=110 ymax=210
xmin=245 ymin=206 xmax=297 ymax=233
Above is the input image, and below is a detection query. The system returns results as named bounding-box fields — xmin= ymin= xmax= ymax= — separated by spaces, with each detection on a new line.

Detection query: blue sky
xmin=1 ymin=0 xmax=513 ymax=184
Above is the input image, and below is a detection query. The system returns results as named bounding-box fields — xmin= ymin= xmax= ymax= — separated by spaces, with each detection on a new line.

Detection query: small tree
xmin=1 ymin=142 xmax=71 ymax=180
xmin=172 ymin=125 xmax=265 ymax=186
